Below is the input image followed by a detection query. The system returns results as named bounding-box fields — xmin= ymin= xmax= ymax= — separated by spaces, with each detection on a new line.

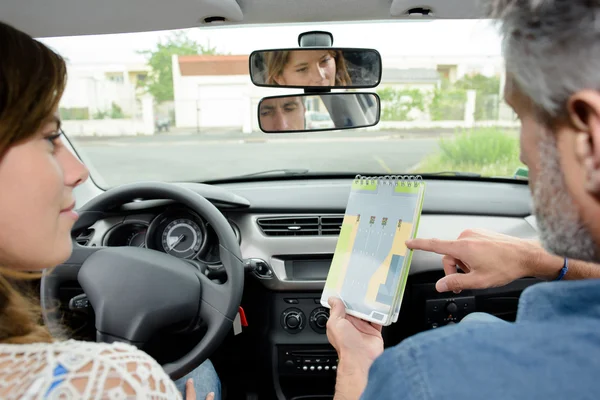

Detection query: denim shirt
xmin=361 ymin=279 xmax=600 ymax=400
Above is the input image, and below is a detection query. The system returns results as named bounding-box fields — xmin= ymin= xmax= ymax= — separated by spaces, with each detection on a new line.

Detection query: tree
xmin=430 ymin=79 xmax=466 ymax=121
xmin=454 ymin=74 xmax=501 ymax=120
xmin=138 ymin=32 xmax=221 ymax=103
xmin=429 ymin=74 xmax=501 ymax=121
xmin=376 ymin=87 xmax=426 ymax=121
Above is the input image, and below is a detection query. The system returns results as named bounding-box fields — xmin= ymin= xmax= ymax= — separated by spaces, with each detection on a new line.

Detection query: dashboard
xmin=70 ymin=176 xmax=540 ymax=400
xmin=79 ymin=204 xmax=241 ymax=265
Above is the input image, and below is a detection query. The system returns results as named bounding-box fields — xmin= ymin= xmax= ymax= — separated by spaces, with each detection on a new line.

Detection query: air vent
xmin=320 ymin=216 xmax=344 ymax=235
xmin=257 ymin=215 xmax=343 ymax=237
xmin=75 ymin=228 xmax=95 ymax=246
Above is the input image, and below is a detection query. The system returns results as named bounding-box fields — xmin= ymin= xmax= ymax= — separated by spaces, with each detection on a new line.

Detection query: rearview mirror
xmin=258 ymin=92 xmax=380 ymax=133
xmin=250 ymin=48 xmax=382 ymax=88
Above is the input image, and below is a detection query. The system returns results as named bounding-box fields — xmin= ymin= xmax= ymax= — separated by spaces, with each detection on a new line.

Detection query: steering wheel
xmin=40 ymin=182 xmax=245 ymax=380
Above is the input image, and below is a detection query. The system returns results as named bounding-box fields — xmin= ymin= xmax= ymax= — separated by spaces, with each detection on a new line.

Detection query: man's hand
xmin=405 ymin=229 xmax=563 ymax=293
xmin=327 ymin=297 xmax=383 ymax=400
xmin=326 ymin=297 xmax=383 ymax=362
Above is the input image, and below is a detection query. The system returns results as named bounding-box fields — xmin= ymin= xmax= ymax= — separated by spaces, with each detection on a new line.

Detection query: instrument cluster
xmin=102 ymin=206 xmax=240 ymax=265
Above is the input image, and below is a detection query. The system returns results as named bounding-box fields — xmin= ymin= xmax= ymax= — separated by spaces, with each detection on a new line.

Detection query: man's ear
xmin=567 ymin=90 xmax=600 ymax=195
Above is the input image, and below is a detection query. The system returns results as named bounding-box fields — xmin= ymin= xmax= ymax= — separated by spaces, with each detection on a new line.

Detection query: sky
xmin=38 ymin=20 xmax=503 ymax=66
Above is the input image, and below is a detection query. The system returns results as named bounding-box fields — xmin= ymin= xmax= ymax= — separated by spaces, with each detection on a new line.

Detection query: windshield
xmin=39 ymin=20 xmax=524 ymax=188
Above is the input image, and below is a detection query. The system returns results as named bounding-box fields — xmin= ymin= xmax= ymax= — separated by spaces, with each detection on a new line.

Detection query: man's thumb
xmin=436 ymin=273 xmax=478 ymax=293
xmin=328 ymin=297 xmax=346 ymax=320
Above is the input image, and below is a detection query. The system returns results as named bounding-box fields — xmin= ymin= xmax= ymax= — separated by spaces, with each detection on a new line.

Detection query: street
xmin=70 ymin=131 xmax=441 ymax=187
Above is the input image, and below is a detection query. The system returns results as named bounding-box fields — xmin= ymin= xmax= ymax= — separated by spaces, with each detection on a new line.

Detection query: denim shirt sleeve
xmin=360 ymin=339 xmax=429 ymax=400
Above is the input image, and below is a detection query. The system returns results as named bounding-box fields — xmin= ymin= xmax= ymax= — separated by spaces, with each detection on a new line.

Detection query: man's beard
xmin=532 ymin=131 xmax=600 ymax=262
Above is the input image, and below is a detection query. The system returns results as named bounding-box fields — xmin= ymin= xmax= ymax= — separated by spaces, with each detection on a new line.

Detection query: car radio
xmin=278 ymin=346 xmax=338 ymax=376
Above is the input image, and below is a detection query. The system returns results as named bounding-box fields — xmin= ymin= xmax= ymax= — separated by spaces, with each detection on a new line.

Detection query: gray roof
xmin=381 ymin=68 xmax=440 ymax=83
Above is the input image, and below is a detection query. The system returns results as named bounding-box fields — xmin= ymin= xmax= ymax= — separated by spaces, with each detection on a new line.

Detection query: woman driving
xmin=264 ymin=49 xmax=352 ymax=86
xmin=0 ymin=21 xmax=218 ymax=400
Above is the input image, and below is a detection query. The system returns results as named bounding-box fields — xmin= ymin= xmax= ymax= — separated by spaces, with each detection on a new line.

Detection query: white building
xmin=60 ymin=62 xmax=151 ymax=118
xmin=58 ymin=62 xmax=155 ymax=137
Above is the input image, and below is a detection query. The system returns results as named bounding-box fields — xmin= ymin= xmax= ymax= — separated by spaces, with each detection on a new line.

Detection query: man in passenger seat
xmin=327 ymin=1 xmax=600 ymax=398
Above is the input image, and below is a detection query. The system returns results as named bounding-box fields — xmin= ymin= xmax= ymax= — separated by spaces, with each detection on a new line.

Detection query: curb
xmin=75 ymin=134 xmax=443 ymax=147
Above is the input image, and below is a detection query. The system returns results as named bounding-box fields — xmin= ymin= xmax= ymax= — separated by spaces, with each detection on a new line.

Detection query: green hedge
xmin=416 ymin=128 xmax=524 ymax=177
xmin=59 ymin=107 xmax=89 ymax=120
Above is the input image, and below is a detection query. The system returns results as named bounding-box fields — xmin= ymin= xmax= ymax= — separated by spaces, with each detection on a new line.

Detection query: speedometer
xmin=161 ymin=218 xmax=203 ymax=259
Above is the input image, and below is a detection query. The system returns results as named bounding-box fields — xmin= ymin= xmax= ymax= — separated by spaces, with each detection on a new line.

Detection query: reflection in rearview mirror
xmin=258 ymin=93 xmax=380 ymax=133
xmin=250 ymin=48 xmax=382 ymax=88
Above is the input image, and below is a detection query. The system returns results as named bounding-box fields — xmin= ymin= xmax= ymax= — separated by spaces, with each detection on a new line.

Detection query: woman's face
xmin=0 ymin=113 xmax=89 ymax=270
xmin=275 ymin=50 xmax=337 ymax=86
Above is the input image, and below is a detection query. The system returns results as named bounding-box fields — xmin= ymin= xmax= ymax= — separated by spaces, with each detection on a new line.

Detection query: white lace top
xmin=0 ymin=339 xmax=183 ymax=399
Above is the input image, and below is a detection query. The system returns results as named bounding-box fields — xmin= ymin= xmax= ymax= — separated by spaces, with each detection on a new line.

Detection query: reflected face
xmin=275 ymin=50 xmax=337 ymax=87
xmin=259 ymin=97 xmax=306 ymax=132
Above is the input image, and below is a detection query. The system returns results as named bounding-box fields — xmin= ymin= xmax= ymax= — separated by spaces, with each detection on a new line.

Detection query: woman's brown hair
xmin=264 ymin=49 xmax=352 ymax=86
xmin=0 ymin=21 xmax=68 ymax=344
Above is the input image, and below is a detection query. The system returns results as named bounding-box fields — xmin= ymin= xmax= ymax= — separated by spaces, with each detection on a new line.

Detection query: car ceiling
xmin=2 ymin=0 xmax=484 ymax=38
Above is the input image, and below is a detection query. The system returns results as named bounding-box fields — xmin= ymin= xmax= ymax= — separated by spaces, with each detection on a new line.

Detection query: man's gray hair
xmin=485 ymin=0 xmax=600 ymax=121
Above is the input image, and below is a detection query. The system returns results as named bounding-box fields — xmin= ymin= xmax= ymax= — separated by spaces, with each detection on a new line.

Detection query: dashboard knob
xmin=315 ymin=312 xmax=329 ymax=329
xmin=309 ymin=307 xmax=330 ymax=333
xmin=281 ymin=308 xmax=305 ymax=333
xmin=285 ymin=313 xmax=301 ymax=329
xmin=446 ymin=301 xmax=458 ymax=314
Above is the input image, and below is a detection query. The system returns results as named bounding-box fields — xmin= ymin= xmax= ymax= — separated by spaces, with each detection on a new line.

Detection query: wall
xmin=173 ymin=75 xmax=250 ymax=130
xmin=369 ymin=120 xmax=521 ymax=131
xmin=62 ymin=96 xmax=154 ymax=137
xmin=60 ymin=63 xmax=149 ymax=116
xmin=63 ymin=119 xmax=148 ymax=137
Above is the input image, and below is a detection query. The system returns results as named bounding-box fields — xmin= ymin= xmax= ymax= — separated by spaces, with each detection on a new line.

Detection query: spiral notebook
xmin=320 ymin=175 xmax=426 ymax=326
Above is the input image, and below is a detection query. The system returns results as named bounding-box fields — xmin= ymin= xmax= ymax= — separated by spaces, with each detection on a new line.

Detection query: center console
xmin=255 ymin=244 xmax=543 ymax=400
xmin=269 ymin=292 xmax=337 ymax=399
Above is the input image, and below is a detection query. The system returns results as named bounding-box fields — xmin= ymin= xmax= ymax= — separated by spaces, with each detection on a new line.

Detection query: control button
xmin=280 ymin=308 xmax=306 ymax=334
xmin=324 ymin=366 xmax=330 ymax=371
xmin=286 ymin=314 xmax=300 ymax=329
xmin=317 ymin=366 xmax=323 ymax=371
xmin=285 ymin=360 xmax=295 ymax=367
xmin=284 ymin=298 xmax=299 ymax=304
xmin=314 ymin=298 xmax=321 ymax=304
xmin=247 ymin=258 xmax=274 ymax=278
xmin=446 ymin=301 xmax=458 ymax=314
xmin=332 ymin=366 xmax=337 ymax=371
xmin=310 ymin=366 xmax=315 ymax=371
xmin=309 ymin=307 xmax=330 ymax=334
xmin=303 ymin=366 xmax=308 ymax=371
xmin=316 ymin=314 xmax=328 ymax=328
xmin=69 ymin=294 xmax=91 ymax=312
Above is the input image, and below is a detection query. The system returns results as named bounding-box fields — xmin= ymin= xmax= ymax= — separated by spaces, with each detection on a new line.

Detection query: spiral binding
xmin=353 ymin=174 xmax=424 ymax=187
